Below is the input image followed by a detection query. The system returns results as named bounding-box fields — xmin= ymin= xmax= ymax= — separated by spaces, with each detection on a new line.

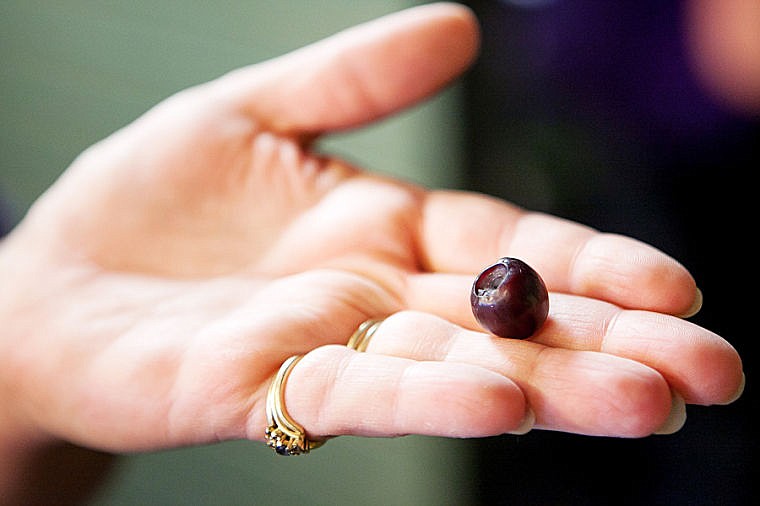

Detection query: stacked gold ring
xmin=265 ymin=355 xmax=325 ymax=456
xmin=346 ymin=319 xmax=384 ymax=352
xmin=265 ymin=319 xmax=385 ymax=455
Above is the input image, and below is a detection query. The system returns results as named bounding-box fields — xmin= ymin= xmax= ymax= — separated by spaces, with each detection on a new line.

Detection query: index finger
xmin=418 ymin=190 xmax=700 ymax=316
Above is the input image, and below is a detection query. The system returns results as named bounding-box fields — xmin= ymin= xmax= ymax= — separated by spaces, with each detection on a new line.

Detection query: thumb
xmin=215 ymin=2 xmax=479 ymax=135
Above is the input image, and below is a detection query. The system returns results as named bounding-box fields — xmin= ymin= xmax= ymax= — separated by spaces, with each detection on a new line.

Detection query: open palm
xmin=0 ymin=4 xmax=742 ymax=456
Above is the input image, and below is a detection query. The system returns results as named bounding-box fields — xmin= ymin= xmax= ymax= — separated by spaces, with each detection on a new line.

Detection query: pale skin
xmin=0 ymin=2 xmax=744 ymax=502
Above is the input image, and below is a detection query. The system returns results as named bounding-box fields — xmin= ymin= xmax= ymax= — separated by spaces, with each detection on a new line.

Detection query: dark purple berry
xmin=470 ymin=257 xmax=549 ymax=339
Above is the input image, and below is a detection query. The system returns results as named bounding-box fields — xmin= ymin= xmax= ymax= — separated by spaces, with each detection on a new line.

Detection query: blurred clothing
xmin=0 ymin=194 xmax=13 ymax=238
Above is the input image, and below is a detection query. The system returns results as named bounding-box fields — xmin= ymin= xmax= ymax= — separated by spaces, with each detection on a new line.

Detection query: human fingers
xmin=404 ymin=274 xmax=743 ymax=406
xmin=257 ymin=345 xmax=530 ymax=442
xmin=212 ymin=2 xmax=479 ymax=135
xmin=417 ymin=190 xmax=701 ymax=316
xmin=532 ymin=294 xmax=744 ymax=405
xmin=349 ymin=312 xmax=677 ymax=437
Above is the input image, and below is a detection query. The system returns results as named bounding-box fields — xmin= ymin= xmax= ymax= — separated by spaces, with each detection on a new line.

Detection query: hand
xmin=0 ymin=3 xmax=743 ymax=460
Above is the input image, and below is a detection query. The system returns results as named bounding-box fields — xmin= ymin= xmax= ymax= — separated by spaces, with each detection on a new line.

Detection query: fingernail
xmin=654 ymin=392 xmax=686 ymax=435
xmin=722 ymin=372 xmax=746 ymax=405
xmin=508 ymin=408 xmax=535 ymax=435
xmin=678 ymin=287 xmax=703 ymax=319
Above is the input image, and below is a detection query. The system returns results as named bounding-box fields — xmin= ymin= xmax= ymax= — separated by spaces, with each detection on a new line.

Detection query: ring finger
xmin=354 ymin=311 xmax=676 ymax=437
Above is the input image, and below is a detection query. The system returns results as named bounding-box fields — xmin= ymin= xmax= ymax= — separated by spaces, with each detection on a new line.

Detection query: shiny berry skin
xmin=470 ymin=257 xmax=549 ymax=339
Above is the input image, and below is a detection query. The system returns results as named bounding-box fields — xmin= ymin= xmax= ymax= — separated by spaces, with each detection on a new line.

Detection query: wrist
xmin=0 ymin=231 xmax=54 ymax=459
xmin=0 ymin=234 xmax=111 ymax=505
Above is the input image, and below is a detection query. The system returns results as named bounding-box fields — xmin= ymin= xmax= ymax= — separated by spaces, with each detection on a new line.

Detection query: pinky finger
xmin=260 ymin=345 xmax=532 ymax=442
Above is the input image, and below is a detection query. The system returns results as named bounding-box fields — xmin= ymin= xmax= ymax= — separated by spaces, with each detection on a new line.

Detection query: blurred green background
xmin=1 ymin=1 xmax=475 ymax=504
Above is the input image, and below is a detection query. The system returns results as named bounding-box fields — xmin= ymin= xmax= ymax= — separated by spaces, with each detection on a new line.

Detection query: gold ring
xmin=346 ymin=319 xmax=384 ymax=352
xmin=265 ymin=355 xmax=325 ymax=456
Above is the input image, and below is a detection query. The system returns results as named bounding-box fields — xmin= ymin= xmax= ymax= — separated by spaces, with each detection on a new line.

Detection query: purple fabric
xmin=484 ymin=0 xmax=746 ymax=143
